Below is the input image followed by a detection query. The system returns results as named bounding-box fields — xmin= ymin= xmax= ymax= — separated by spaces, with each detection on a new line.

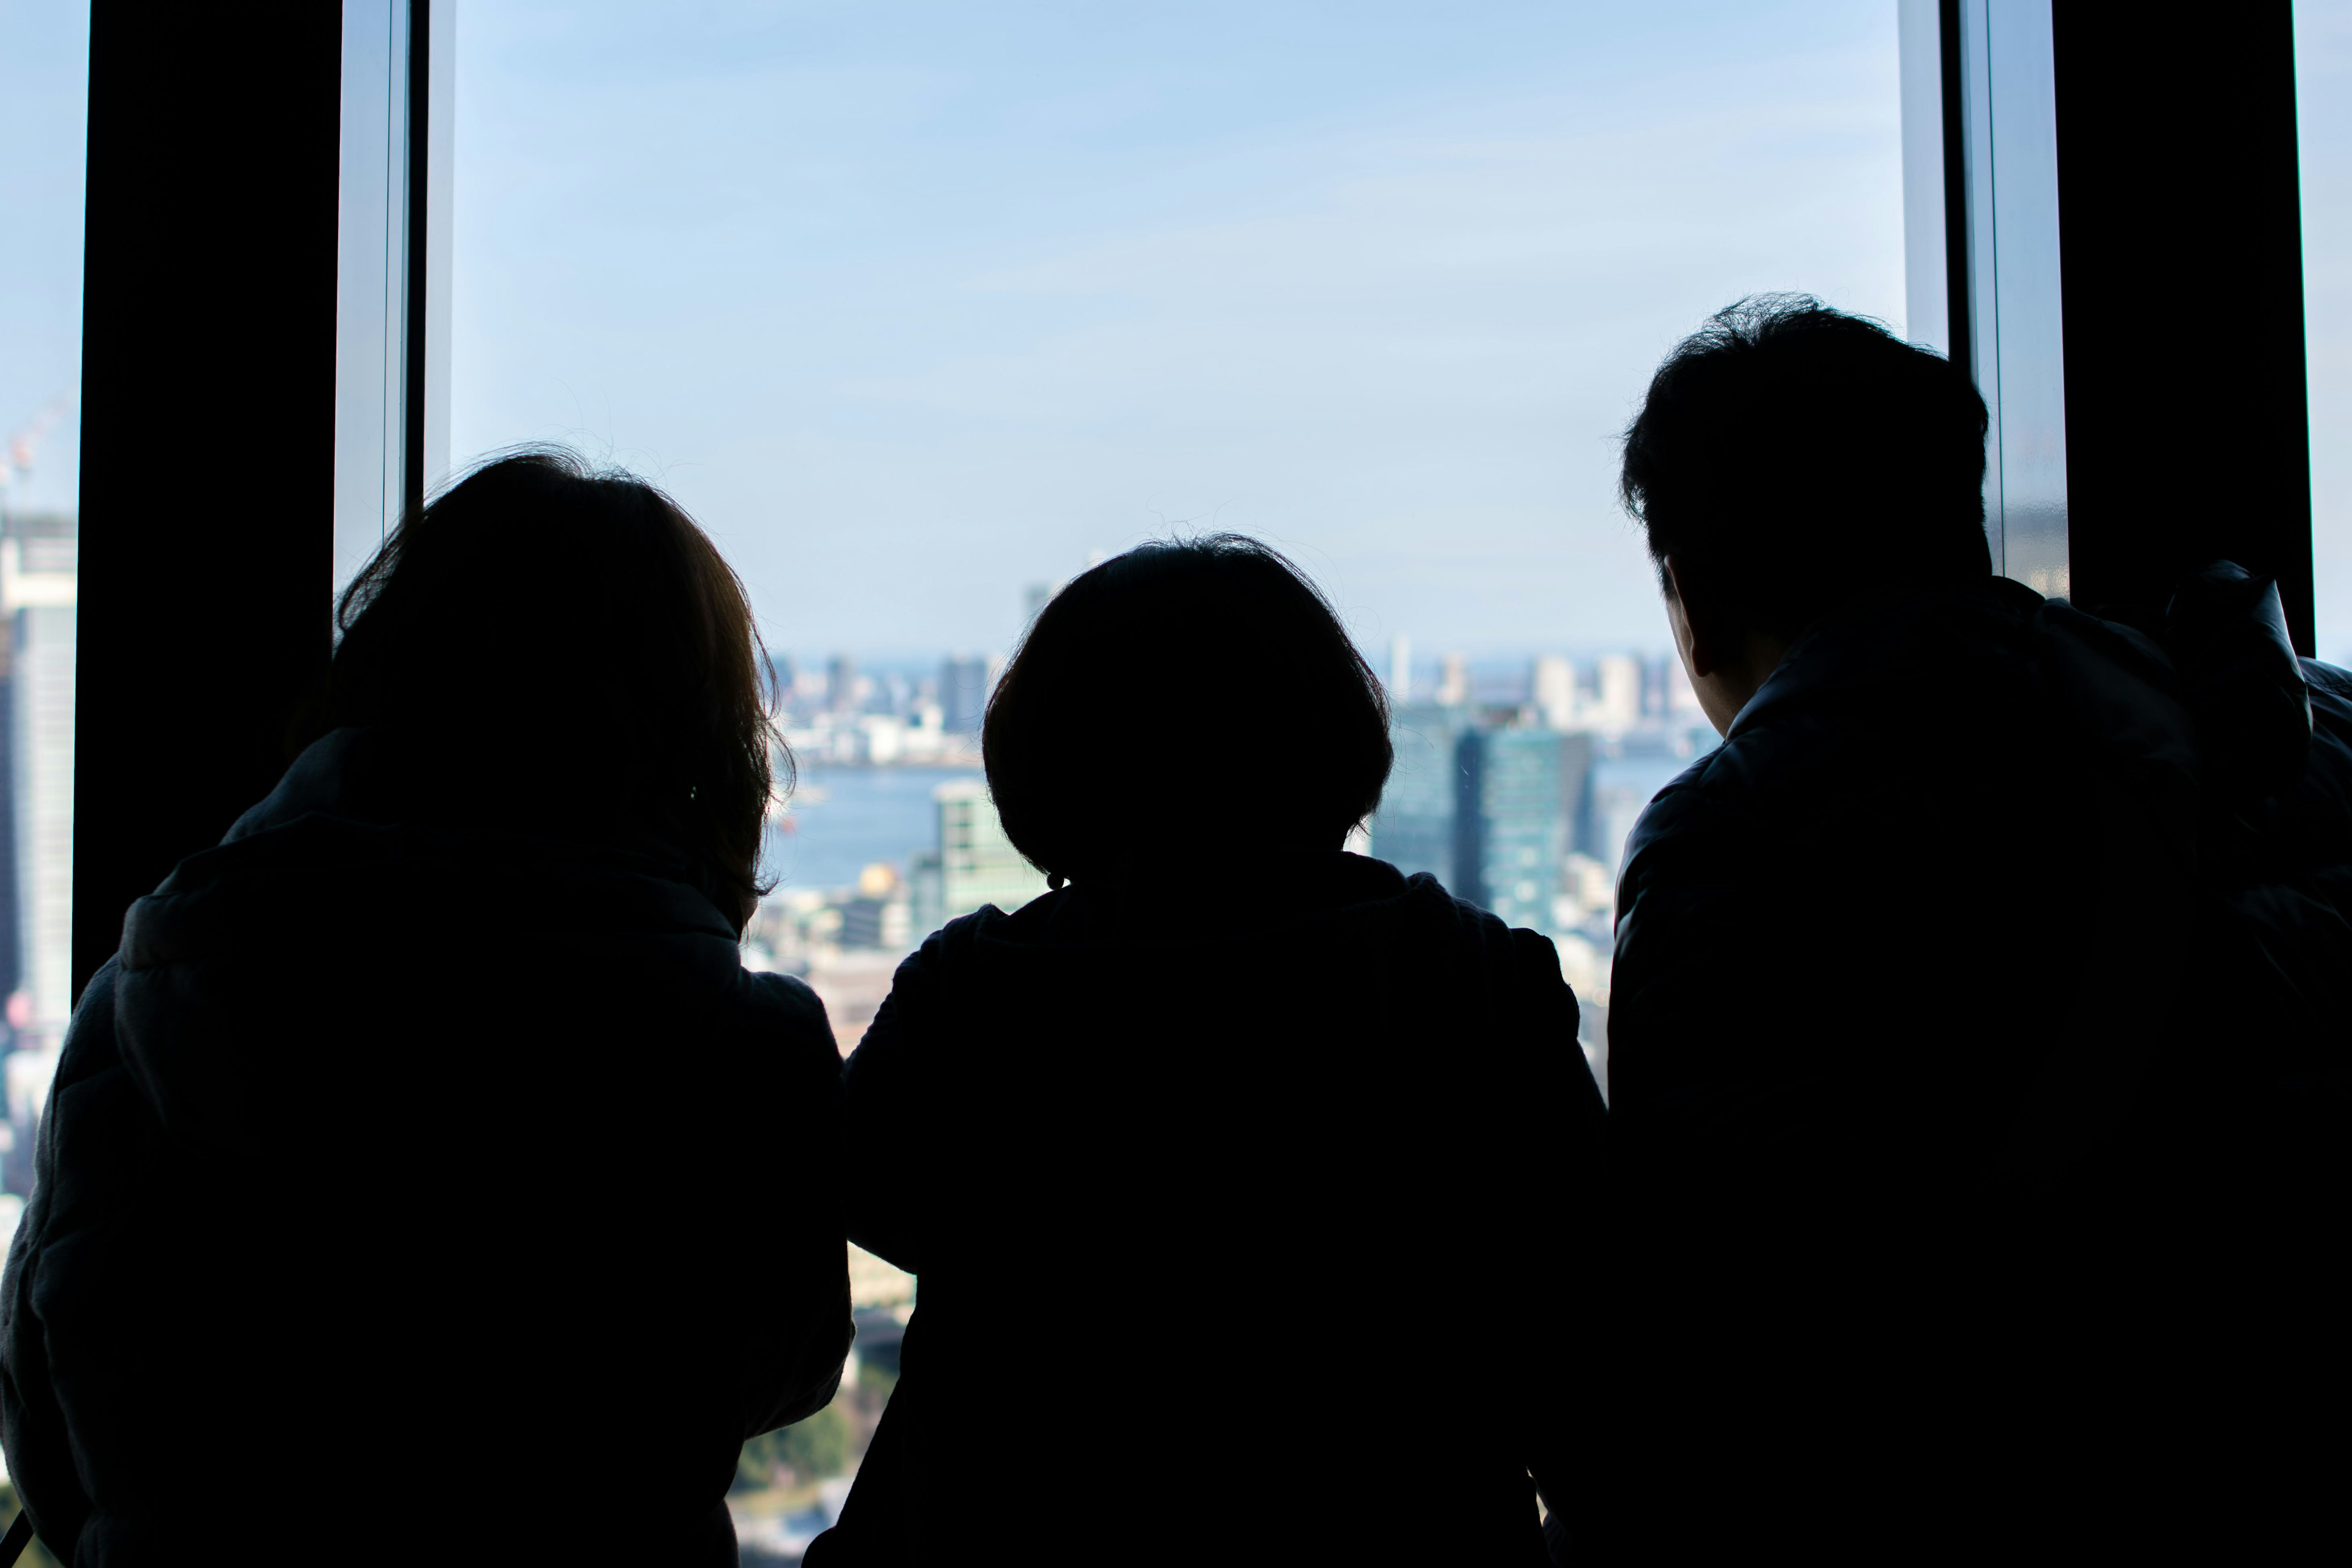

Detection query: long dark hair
xmin=983 ymin=535 xmax=1391 ymax=887
xmin=307 ymin=448 xmax=782 ymax=930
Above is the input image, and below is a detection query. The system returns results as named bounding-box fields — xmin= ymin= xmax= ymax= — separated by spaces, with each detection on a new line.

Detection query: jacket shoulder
xmin=2 ymin=959 xmax=145 ymax=1559
xmin=737 ymin=968 xmax=834 ymax=1041
xmin=1617 ymin=743 xmax=1755 ymax=890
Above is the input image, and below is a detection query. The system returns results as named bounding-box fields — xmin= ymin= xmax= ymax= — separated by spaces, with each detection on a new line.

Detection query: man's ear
xmin=1662 ymin=555 xmax=1725 ymax=679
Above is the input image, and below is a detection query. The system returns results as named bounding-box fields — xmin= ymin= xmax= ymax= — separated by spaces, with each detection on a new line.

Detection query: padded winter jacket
xmin=808 ymin=853 xmax=1604 ymax=1567
xmin=1607 ymin=568 xmax=2348 ymax=1556
xmin=0 ymin=727 xmax=851 ymax=1565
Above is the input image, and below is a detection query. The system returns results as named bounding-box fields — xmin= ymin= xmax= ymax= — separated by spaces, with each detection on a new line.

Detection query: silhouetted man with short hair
xmin=1599 ymin=295 xmax=2297 ymax=1555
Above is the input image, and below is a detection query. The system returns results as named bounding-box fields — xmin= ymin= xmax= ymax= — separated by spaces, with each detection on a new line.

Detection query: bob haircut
xmin=984 ymin=535 xmax=1391 ymax=886
xmin=308 ymin=448 xmax=780 ymax=930
xmin=1621 ymin=293 xmax=1991 ymax=639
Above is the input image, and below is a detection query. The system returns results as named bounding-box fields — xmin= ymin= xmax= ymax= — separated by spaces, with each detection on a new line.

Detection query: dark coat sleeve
xmin=1489 ymin=927 xmax=1610 ymax=1556
xmin=839 ymin=919 xmax=980 ymax=1276
xmin=732 ymin=970 xmax=859 ymax=1439
xmin=1 ymin=959 xmax=135 ymax=1562
xmin=1605 ymin=774 xmax=1791 ymax=1166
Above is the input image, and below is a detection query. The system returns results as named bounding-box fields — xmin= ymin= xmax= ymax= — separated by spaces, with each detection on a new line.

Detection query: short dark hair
xmin=983 ymin=536 xmax=1391 ymax=886
xmin=1619 ymin=293 xmax=1991 ymax=638
xmin=314 ymin=448 xmax=781 ymax=930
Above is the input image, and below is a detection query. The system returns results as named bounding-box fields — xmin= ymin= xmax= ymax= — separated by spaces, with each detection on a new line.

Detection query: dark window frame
xmin=1904 ymin=0 xmax=2313 ymax=650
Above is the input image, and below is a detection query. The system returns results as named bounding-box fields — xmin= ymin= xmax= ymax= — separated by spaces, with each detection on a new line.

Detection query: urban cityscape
xmin=0 ymin=500 xmax=75 ymax=1220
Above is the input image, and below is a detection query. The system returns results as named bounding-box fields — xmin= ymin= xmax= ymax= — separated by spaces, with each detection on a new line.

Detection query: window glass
xmin=0 ymin=0 xmax=86 ymax=1557
xmin=452 ymin=0 xmax=1902 ymax=1537
xmin=2301 ymin=0 xmax=2352 ymax=663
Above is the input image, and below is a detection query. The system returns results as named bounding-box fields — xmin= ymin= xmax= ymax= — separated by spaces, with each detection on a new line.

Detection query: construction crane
xmin=0 ymin=394 xmax=71 ymax=503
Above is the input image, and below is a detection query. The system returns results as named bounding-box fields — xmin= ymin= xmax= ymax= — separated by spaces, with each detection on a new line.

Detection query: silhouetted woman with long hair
xmin=808 ymin=538 xmax=1602 ymax=1566
xmin=1 ymin=451 xmax=850 ymax=1565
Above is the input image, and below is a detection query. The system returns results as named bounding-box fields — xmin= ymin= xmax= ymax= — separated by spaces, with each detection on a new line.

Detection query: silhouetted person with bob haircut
xmin=1 ymin=451 xmax=851 ymax=1565
xmin=805 ymin=537 xmax=1604 ymax=1567
xmin=1605 ymin=295 xmax=2351 ymax=1554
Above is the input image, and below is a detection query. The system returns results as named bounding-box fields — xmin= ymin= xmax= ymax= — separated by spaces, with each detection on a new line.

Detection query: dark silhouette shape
xmin=982 ymin=536 xmax=1395 ymax=887
xmin=1618 ymin=292 xmax=1993 ymax=641
xmin=806 ymin=538 xmax=1604 ymax=1566
xmin=1607 ymin=297 xmax=2350 ymax=1553
xmin=2122 ymin=562 xmax=2352 ymax=1540
xmin=2157 ymin=564 xmax=2352 ymax=1086
xmin=0 ymin=452 xmax=851 ymax=1564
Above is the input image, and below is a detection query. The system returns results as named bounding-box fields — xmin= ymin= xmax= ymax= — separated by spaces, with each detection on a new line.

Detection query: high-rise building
xmin=1590 ymin=654 xmax=1642 ymax=734
xmin=1640 ymin=654 xmax=1671 ymax=719
xmin=827 ymin=653 xmax=861 ymax=716
xmin=939 ymin=655 xmax=989 ymax=737
xmin=1368 ymin=701 xmax=1466 ymax=883
xmin=1 ymin=511 xmax=75 ymax=1185
xmin=1457 ymin=728 xmax=1580 ymax=932
xmin=1667 ymin=655 xmax=1705 ymax=719
xmin=1435 ymin=652 xmax=1470 ymax=708
xmin=1389 ymin=635 xmax=1412 ymax=702
xmin=1532 ymin=655 xmax=1576 ymax=731
xmin=916 ymin=779 xmax=1047 ymax=932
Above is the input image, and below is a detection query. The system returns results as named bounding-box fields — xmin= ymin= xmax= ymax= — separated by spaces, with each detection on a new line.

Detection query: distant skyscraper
xmin=940 ymin=655 xmax=989 ymax=737
xmin=1457 ymin=728 xmax=1576 ymax=932
xmin=827 ymin=652 xmax=859 ymax=716
xmin=1641 ymin=654 xmax=1671 ymax=719
xmin=1532 ymin=655 xmax=1575 ymax=731
xmin=1368 ymin=702 xmax=1466 ymax=883
xmin=1667 ymin=657 xmax=1705 ymax=718
xmin=1590 ymin=654 xmax=1642 ymax=734
xmin=1436 ymin=652 xmax=1470 ymax=708
xmin=1389 ymin=635 xmax=1412 ymax=702
xmin=929 ymin=779 xmax=1046 ymax=924
xmin=1 ymin=510 xmax=75 ymax=1186
xmin=0 ymin=613 xmax=17 ymax=1012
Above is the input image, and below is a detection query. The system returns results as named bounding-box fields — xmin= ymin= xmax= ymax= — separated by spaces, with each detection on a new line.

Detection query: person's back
xmin=0 ymin=453 xmax=853 ymax=1564
xmin=1602 ymin=297 xmax=2220 ymax=1552
xmin=2132 ymin=562 xmax=2352 ymax=1535
xmin=2155 ymin=562 xmax=2352 ymax=1162
xmin=807 ymin=540 xmax=1603 ymax=1566
xmin=1613 ymin=579 xmax=2195 ymax=1197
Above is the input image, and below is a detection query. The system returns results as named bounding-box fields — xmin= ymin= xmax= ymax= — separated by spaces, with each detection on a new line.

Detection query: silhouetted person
xmin=804 ymin=538 xmax=1602 ymax=1566
xmin=2127 ymin=560 xmax=2352 ymax=1541
xmin=1605 ymin=296 xmax=2348 ymax=1553
xmin=0 ymin=452 xmax=851 ymax=1564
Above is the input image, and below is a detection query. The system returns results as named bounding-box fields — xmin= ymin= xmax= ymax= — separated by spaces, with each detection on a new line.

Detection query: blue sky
xmin=449 ymin=0 xmax=1911 ymax=658
xmin=2299 ymin=1 xmax=2352 ymax=662
xmin=0 ymin=0 xmax=89 ymax=519
xmin=5 ymin=3 xmax=2349 ymax=660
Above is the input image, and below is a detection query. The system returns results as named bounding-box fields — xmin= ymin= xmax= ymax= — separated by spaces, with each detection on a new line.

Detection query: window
xmin=0 ymin=0 xmax=86 ymax=1555
xmin=447 ymin=1 xmax=1907 ymax=1537
xmin=2302 ymin=0 xmax=2352 ymax=663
